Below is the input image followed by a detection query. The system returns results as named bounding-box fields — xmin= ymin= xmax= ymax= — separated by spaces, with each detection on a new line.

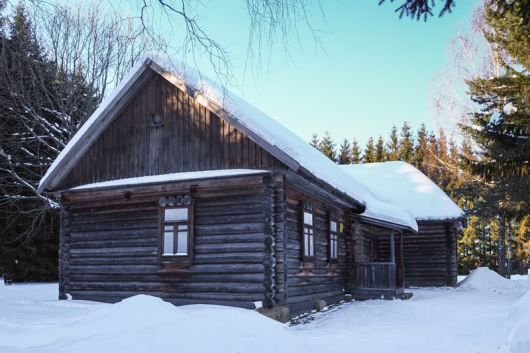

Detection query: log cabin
xmin=342 ymin=162 xmax=465 ymax=287
xmin=38 ymin=52 xmax=441 ymax=318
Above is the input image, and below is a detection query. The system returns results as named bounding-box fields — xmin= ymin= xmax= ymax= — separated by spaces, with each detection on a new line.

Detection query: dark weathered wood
xmin=402 ymin=221 xmax=458 ymax=287
xmin=55 ymin=73 xmax=287 ymax=191
xmin=61 ymin=176 xmax=274 ymax=308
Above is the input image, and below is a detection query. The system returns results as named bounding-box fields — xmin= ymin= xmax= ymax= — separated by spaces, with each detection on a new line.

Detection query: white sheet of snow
xmin=3 ymin=270 xmax=529 ymax=353
xmin=1 ymin=285 xmax=307 ymax=353
xmin=70 ymin=169 xmax=269 ymax=191
xmin=509 ymin=289 xmax=530 ymax=353
xmin=38 ymin=52 xmax=417 ymax=231
xmin=341 ymin=161 xmax=464 ymax=221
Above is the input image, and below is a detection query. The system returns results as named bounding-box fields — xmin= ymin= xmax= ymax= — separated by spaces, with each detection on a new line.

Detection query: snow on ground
xmin=1 ymin=268 xmax=529 ymax=353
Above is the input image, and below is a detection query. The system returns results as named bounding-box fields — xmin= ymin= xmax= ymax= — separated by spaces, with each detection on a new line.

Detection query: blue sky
xmin=162 ymin=1 xmax=479 ymax=148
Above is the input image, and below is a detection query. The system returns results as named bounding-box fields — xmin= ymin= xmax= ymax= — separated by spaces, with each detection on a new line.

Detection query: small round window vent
xmin=152 ymin=113 xmax=163 ymax=125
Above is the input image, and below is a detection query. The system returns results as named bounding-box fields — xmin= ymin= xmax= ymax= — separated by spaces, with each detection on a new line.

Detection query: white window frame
xmin=303 ymin=210 xmax=315 ymax=259
xmin=158 ymin=195 xmax=194 ymax=264
xmin=329 ymin=219 xmax=339 ymax=262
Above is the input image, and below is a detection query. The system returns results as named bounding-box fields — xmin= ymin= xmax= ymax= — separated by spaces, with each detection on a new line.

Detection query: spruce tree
xmin=338 ymin=138 xmax=352 ymax=165
xmin=363 ymin=136 xmax=376 ymax=163
xmin=398 ymin=121 xmax=415 ymax=163
xmin=319 ymin=130 xmax=337 ymax=162
xmin=413 ymin=123 xmax=429 ymax=171
xmin=350 ymin=138 xmax=362 ymax=164
xmin=386 ymin=125 xmax=399 ymax=161
xmin=309 ymin=133 xmax=320 ymax=149
xmin=0 ymin=5 xmax=97 ymax=282
xmin=459 ymin=2 xmax=530 ymax=276
xmin=375 ymin=135 xmax=386 ymax=162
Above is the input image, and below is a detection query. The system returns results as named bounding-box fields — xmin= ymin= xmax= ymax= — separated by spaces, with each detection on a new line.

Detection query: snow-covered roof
xmin=341 ymin=161 xmax=465 ymax=222
xmin=70 ymin=169 xmax=270 ymax=191
xmin=38 ymin=52 xmax=417 ymax=231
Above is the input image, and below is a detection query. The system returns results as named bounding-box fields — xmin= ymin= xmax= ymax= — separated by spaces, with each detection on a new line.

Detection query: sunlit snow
xmin=2 ymin=268 xmax=528 ymax=353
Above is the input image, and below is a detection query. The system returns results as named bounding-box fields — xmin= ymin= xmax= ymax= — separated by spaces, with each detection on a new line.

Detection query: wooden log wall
xmin=57 ymin=72 xmax=284 ymax=191
xmin=58 ymin=200 xmax=71 ymax=300
xmin=353 ymin=222 xmax=372 ymax=263
xmin=283 ymin=175 xmax=350 ymax=315
xmin=402 ymin=221 xmax=458 ymax=287
xmin=61 ymin=174 xmax=272 ymax=308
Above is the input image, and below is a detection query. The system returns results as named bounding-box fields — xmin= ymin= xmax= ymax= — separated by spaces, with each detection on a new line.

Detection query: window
xmin=303 ymin=211 xmax=315 ymax=258
xmin=162 ymin=208 xmax=189 ymax=255
xmin=329 ymin=220 xmax=339 ymax=261
xmin=159 ymin=196 xmax=194 ymax=261
xmin=301 ymin=200 xmax=316 ymax=260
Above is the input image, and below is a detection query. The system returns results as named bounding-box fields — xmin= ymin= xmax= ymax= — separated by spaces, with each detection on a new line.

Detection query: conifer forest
xmin=1 ymin=0 xmax=530 ymax=282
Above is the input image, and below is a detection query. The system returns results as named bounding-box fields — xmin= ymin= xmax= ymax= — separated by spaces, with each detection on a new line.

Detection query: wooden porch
xmin=351 ymin=228 xmax=413 ymax=300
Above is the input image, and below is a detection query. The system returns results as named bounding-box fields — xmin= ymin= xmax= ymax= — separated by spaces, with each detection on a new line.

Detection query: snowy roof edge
xmin=70 ymin=169 xmax=272 ymax=192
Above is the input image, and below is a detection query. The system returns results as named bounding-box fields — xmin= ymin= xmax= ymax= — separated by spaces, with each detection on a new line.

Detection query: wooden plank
xmin=177 ymin=87 xmax=184 ymax=172
xmin=205 ymin=108 xmax=211 ymax=170
xmin=148 ymin=61 xmax=300 ymax=171
xmin=192 ymin=97 xmax=200 ymax=171
xmin=229 ymin=123 xmax=237 ymax=168
xmin=210 ymin=111 xmax=218 ymax=170
xmin=41 ymin=66 xmax=155 ymax=193
xmin=185 ymin=93 xmax=192 ymax=171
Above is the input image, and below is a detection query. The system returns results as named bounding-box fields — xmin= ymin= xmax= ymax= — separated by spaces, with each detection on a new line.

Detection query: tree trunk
xmin=507 ymin=221 xmax=512 ymax=279
xmin=498 ymin=214 xmax=507 ymax=278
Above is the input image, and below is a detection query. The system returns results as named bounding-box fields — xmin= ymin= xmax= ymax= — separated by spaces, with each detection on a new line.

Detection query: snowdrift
xmin=509 ymin=287 xmax=530 ymax=353
xmin=4 ymin=294 xmax=308 ymax=353
xmin=458 ymin=267 xmax=518 ymax=290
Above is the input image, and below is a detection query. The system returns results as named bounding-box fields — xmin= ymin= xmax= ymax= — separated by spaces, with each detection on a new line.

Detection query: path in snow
xmin=289 ymin=286 xmax=526 ymax=353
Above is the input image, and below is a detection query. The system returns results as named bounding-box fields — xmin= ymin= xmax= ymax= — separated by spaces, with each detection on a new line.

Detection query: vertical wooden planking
xmin=268 ymin=148 xmax=275 ymax=167
xmin=137 ymin=78 xmax=147 ymax=177
xmin=207 ymin=110 xmax=217 ymax=170
xmin=159 ymin=76 xmax=167 ymax=174
xmin=148 ymin=78 xmax=157 ymax=176
xmin=190 ymin=97 xmax=197 ymax=171
xmin=262 ymin=149 xmax=269 ymax=168
xmin=230 ymin=124 xmax=237 ymax=168
xmin=125 ymin=104 xmax=132 ymax=178
xmin=223 ymin=120 xmax=230 ymax=169
xmin=248 ymin=139 xmax=256 ymax=168
xmin=199 ymin=103 xmax=206 ymax=171
xmin=109 ymin=119 xmax=116 ymax=180
xmin=177 ymin=87 xmax=185 ymax=172
xmin=242 ymin=135 xmax=248 ymax=168
xmin=204 ymin=109 xmax=210 ymax=170
xmin=54 ymin=70 xmax=292 ymax=192
xmin=118 ymin=111 xmax=125 ymax=179
xmin=256 ymin=143 xmax=262 ymax=168
xmin=168 ymin=83 xmax=178 ymax=173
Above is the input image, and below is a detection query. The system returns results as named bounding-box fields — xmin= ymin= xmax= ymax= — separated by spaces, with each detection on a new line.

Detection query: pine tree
xmin=350 ymin=138 xmax=362 ymax=164
xmin=386 ymin=125 xmax=399 ymax=161
xmin=337 ymin=138 xmax=352 ymax=165
xmin=363 ymin=136 xmax=376 ymax=163
xmin=319 ymin=130 xmax=337 ymax=162
xmin=375 ymin=135 xmax=386 ymax=162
